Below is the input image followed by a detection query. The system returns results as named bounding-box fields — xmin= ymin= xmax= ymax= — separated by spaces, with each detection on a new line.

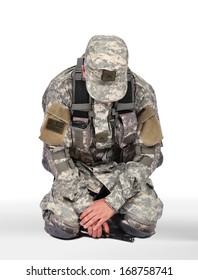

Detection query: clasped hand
xmin=80 ymin=198 xmax=115 ymax=238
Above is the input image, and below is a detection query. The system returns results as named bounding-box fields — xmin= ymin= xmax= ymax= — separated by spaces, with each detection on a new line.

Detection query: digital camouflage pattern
xmin=93 ymin=101 xmax=113 ymax=149
xmin=40 ymin=36 xmax=163 ymax=237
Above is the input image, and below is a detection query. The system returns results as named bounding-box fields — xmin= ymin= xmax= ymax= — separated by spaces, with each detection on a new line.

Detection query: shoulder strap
xmin=115 ymin=69 xmax=135 ymax=113
xmin=72 ymin=57 xmax=91 ymax=119
xmin=72 ymin=58 xmax=135 ymax=118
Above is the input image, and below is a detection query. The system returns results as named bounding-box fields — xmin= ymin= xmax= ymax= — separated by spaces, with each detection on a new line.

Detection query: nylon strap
xmin=72 ymin=58 xmax=135 ymax=118
xmin=72 ymin=57 xmax=90 ymax=118
xmin=135 ymin=145 xmax=155 ymax=155
xmin=115 ymin=71 xmax=135 ymax=113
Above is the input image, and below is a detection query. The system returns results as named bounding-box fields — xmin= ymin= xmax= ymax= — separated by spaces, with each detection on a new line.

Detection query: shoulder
xmin=42 ymin=66 xmax=75 ymax=111
xmin=131 ymin=71 xmax=158 ymax=113
xmin=47 ymin=66 xmax=75 ymax=91
xmin=132 ymin=72 xmax=154 ymax=92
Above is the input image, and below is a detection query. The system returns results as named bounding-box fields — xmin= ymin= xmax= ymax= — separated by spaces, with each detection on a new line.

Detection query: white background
xmin=0 ymin=0 xmax=197 ymax=265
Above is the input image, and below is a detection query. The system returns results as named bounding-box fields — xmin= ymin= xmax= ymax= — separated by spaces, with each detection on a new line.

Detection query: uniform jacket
xmin=40 ymin=66 xmax=163 ymax=213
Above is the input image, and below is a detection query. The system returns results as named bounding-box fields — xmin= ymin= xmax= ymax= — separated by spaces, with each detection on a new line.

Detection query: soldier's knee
xmin=43 ymin=211 xmax=80 ymax=240
xmin=44 ymin=222 xmax=79 ymax=240
xmin=119 ymin=214 xmax=156 ymax=238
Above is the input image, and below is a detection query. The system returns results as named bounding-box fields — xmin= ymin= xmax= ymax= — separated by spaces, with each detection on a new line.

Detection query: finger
xmin=102 ymin=222 xmax=110 ymax=236
xmin=92 ymin=228 xmax=98 ymax=238
xmin=80 ymin=211 xmax=95 ymax=226
xmin=80 ymin=205 xmax=93 ymax=220
xmin=93 ymin=218 xmax=105 ymax=231
xmin=97 ymin=226 xmax=102 ymax=238
xmin=87 ymin=226 xmax=93 ymax=236
xmin=81 ymin=214 xmax=99 ymax=229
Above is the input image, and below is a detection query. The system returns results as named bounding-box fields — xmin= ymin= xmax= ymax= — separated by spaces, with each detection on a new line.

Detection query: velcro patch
xmin=138 ymin=105 xmax=163 ymax=146
xmin=46 ymin=118 xmax=65 ymax=134
xmin=101 ymin=70 xmax=116 ymax=81
xmin=39 ymin=102 xmax=70 ymax=145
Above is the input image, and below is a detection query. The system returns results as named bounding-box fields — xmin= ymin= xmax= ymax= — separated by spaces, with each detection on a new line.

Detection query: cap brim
xmin=85 ymin=68 xmax=128 ymax=102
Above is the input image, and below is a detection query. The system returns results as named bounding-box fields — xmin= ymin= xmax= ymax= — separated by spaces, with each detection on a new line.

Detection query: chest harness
xmin=70 ymin=57 xmax=137 ymax=165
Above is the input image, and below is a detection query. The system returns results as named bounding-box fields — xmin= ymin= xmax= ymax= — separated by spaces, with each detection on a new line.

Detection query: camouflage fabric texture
xmin=84 ymin=35 xmax=128 ymax=102
xmin=39 ymin=35 xmax=163 ymax=238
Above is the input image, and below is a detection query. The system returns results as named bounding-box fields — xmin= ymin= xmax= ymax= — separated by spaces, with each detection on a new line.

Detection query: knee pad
xmin=118 ymin=215 xmax=155 ymax=238
xmin=42 ymin=210 xmax=80 ymax=239
xmin=44 ymin=222 xmax=79 ymax=240
xmin=119 ymin=222 xmax=154 ymax=238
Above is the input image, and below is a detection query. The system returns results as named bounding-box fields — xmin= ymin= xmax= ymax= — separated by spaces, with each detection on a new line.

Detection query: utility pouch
xmin=71 ymin=118 xmax=92 ymax=151
xmin=115 ymin=112 xmax=137 ymax=148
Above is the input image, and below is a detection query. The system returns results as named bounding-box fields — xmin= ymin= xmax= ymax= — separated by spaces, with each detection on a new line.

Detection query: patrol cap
xmin=84 ymin=35 xmax=128 ymax=102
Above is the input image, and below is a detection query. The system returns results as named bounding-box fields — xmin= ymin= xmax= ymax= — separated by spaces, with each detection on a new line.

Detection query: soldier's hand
xmin=87 ymin=221 xmax=110 ymax=238
xmin=80 ymin=198 xmax=115 ymax=231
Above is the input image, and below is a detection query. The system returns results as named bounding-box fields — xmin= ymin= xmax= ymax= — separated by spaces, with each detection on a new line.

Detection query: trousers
xmin=40 ymin=179 xmax=163 ymax=239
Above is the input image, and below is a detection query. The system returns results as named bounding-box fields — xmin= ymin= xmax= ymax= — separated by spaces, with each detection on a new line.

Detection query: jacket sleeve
xmin=40 ymin=82 xmax=93 ymax=214
xmin=104 ymin=73 xmax=164 ymax=212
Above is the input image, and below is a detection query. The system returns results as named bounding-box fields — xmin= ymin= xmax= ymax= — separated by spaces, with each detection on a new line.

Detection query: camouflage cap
xmin=84 ymin=35 xmax=128 ymax=102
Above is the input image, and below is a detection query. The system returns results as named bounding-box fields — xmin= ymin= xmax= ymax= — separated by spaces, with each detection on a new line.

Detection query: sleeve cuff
xmin=73 ymin=193 xmax=93 ymax=214
xmin=105 ymin=187 xmax=126 ymax=212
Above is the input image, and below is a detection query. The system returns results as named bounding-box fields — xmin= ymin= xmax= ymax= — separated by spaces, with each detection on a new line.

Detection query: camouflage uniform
xmin=39 ymin=35 xmax=163 ymax=239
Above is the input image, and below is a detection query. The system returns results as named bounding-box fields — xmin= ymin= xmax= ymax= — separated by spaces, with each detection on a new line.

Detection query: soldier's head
xmin=84 ymin=35 xmax=128 ymax=103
